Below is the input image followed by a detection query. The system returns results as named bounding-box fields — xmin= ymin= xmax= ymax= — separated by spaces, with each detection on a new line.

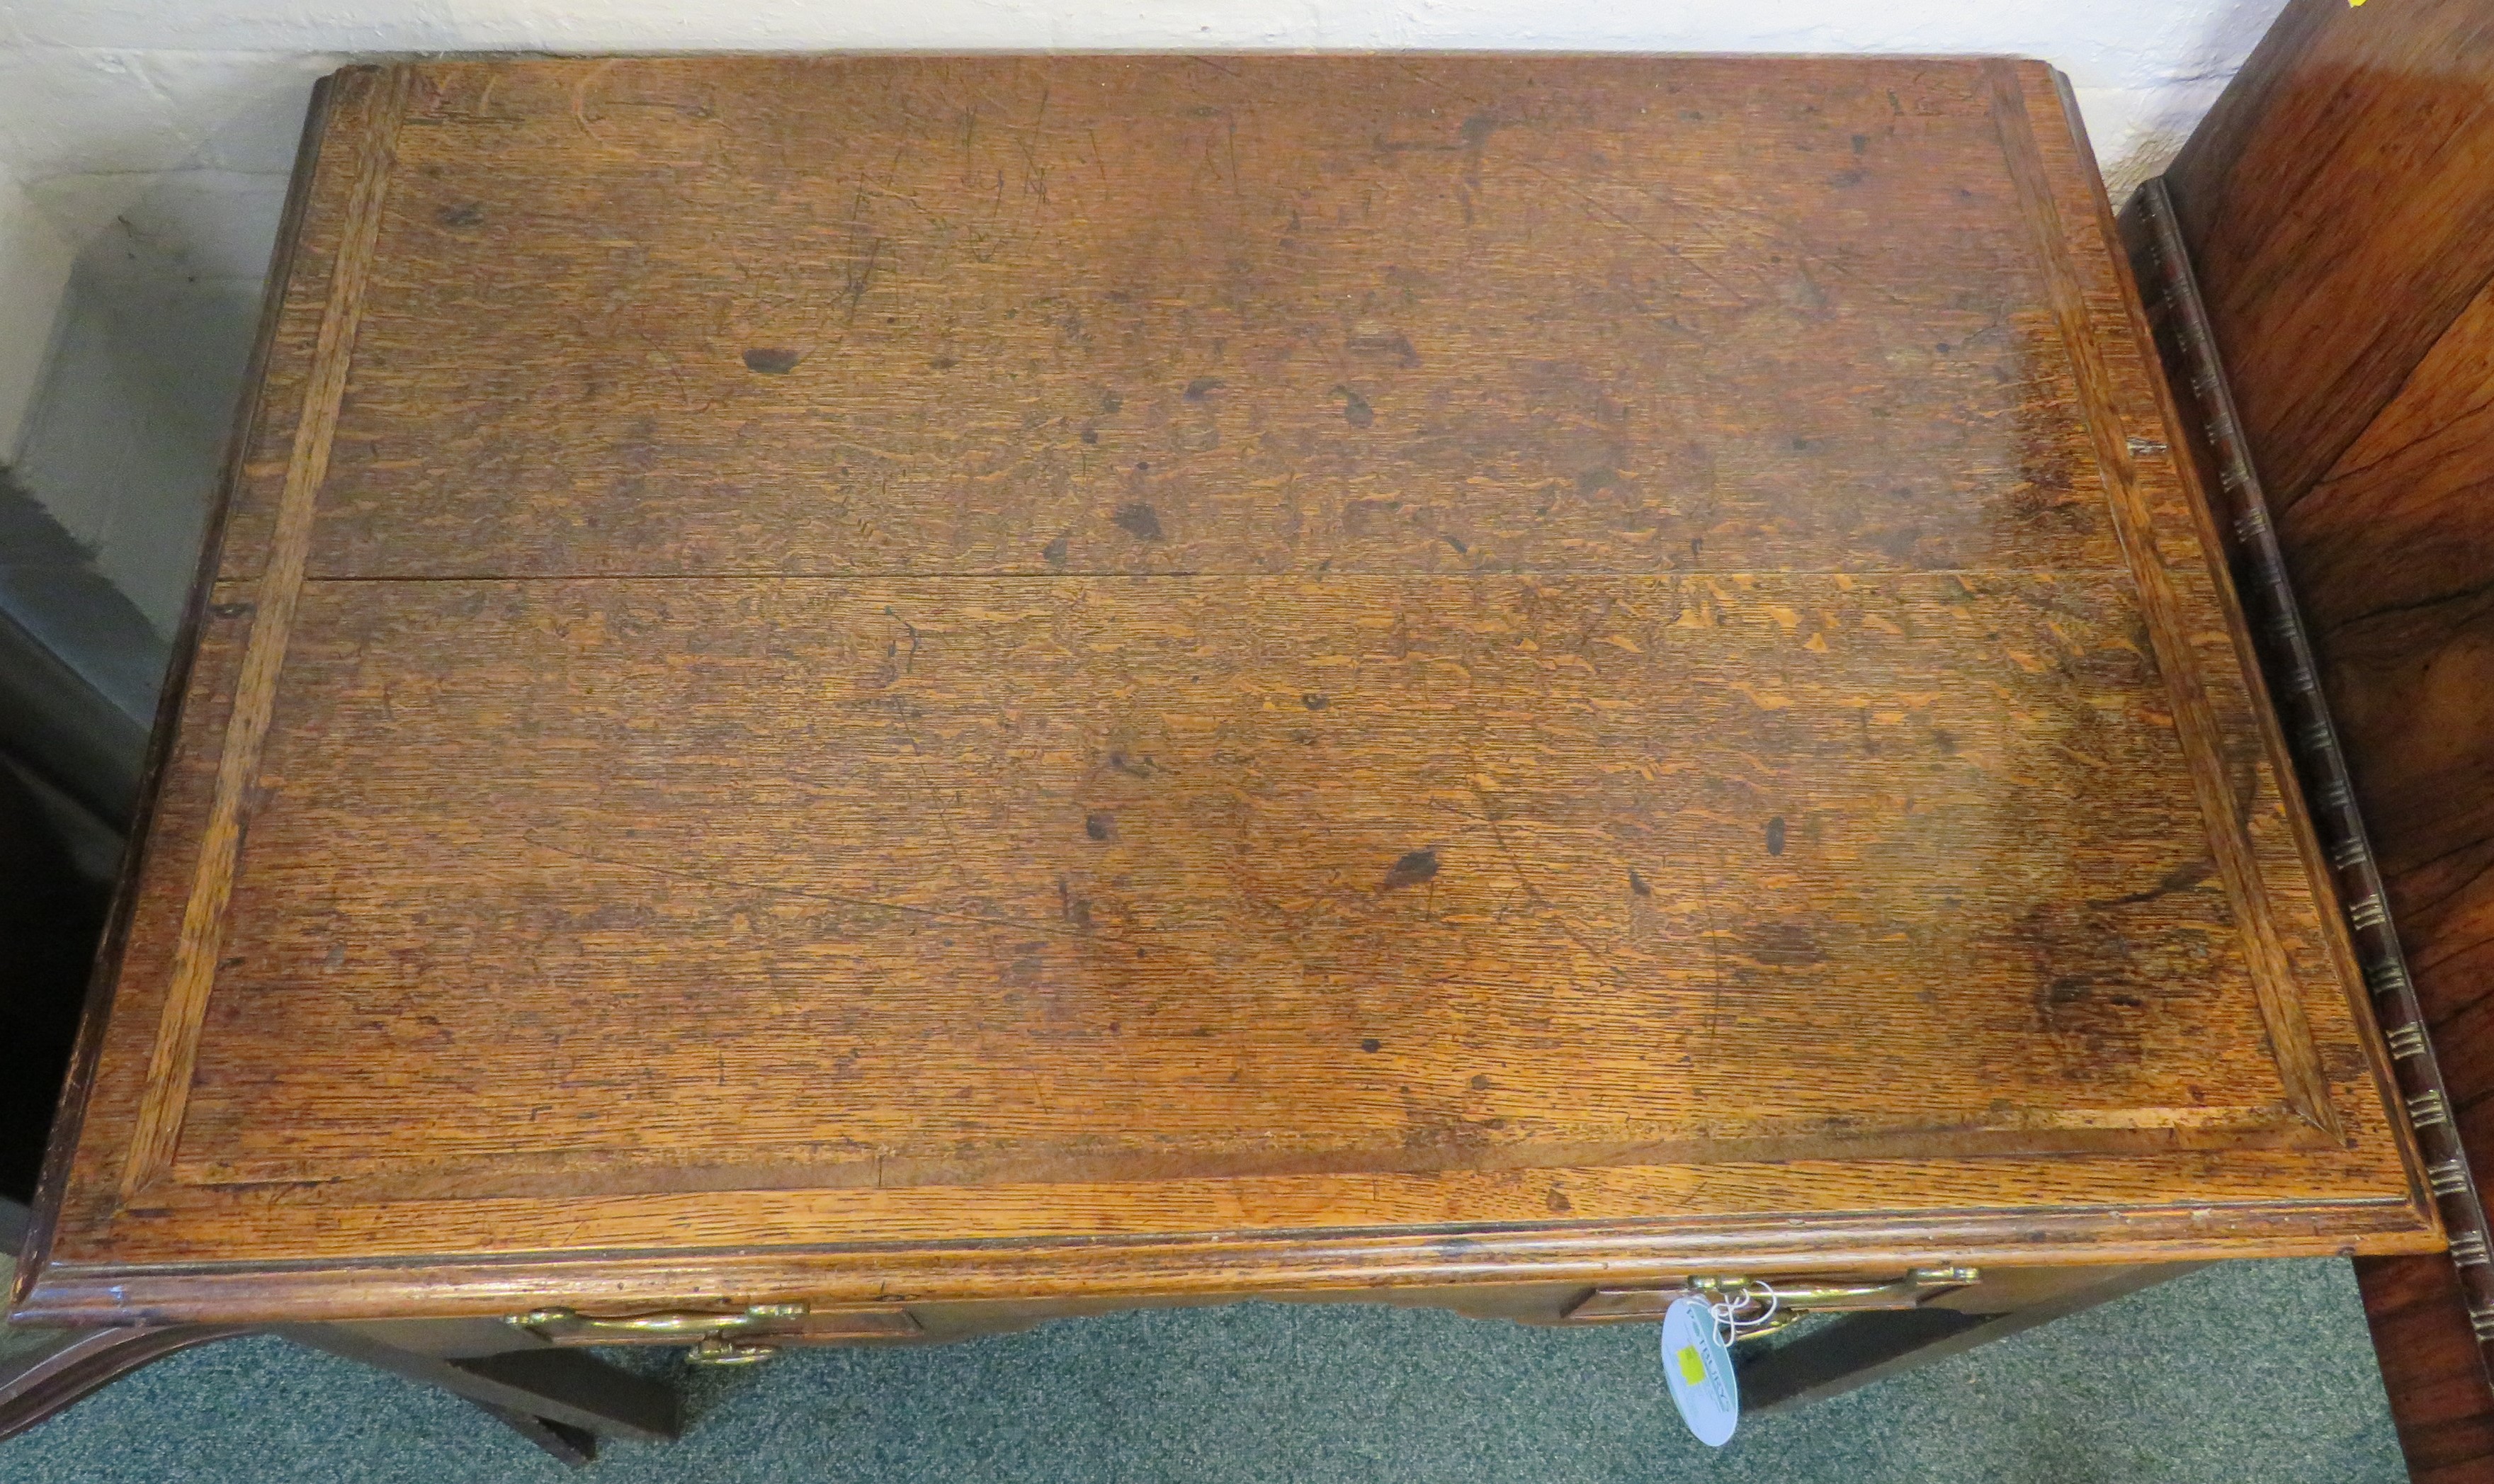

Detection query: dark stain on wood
xmin=1111 ymin=503 xmax=1164 ymax=541
xmin=1743 ymin=922 xmax=1827 ymax=966
xmin=1382 ymin=848 xmax=1441 ymax=891
xmin=2095 ymin=858 xmax=2216 ymax=908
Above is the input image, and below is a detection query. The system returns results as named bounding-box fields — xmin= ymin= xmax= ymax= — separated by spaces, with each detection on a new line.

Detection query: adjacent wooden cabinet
xmin=10 ymin=53 xmax=2436 ymax=1449
xmin=2122 ymin=1 xmax=2494 ymax=1478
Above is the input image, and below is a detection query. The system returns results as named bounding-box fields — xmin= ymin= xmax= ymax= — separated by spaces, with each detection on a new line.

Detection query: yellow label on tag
xmin=1676 ymin=1345 xmax=1708 ymax=1384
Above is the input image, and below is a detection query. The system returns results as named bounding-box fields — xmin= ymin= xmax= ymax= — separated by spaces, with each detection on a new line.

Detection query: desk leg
xmin=468 ymin=1401 xmax=601 ymax=1467
xmin=0 ymin=1324 xmax=256 ymax=1442
xmin=279 ymin=1326 xmax=681 ymax=1466
xmin=1738 ymin=1264 xmax=2203 ymax=1413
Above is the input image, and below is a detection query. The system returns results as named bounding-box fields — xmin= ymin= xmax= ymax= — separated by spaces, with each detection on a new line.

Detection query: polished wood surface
xmin=2133 ymin=0 xmax=2494 ymax=1475
xmin=2258 ymin=149 xmax=2494 ymax=1484
xmin=2359 ymin=1254 xmax=2494 ymax=1484
xmin=16 ymin=56 xmax=2430 ymax=1331
xmin=2289 ymin=276 xmax=2494 ymax=1084
xmin=2159 ymin=0 xmax=2494 ymax=509
xmin=2135 ymin=186 xmax=2494 ymax=1484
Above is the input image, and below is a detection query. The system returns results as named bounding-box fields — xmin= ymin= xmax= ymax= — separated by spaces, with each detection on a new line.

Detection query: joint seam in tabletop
xmin=1983 ymin=59 xmax=2339 ymax=1140
xmin=290 ymin=567 xmax=2143 ymax=584
xmin=119 ymin=64 xmax=420 ymax=1207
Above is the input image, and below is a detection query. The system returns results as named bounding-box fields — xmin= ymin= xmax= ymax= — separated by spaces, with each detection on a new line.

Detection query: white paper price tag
xmin=1661 ymin=1296 xmax=1740 ymax=1447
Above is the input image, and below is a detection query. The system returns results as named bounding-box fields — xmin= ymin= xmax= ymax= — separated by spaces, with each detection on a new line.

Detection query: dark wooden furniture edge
xmin=11 ymin=1188 xmax=676 ymax=1464
xmin=2357 ymin=1252 xmax=2494 ymax=1483
xmin=0 ymin=69 xmax=681 ymax=1468
xmin=2044 ymin=62 xmax=2428 ymax=1179
xmin=2121 ymin=171 xmax=2494 ymax=1436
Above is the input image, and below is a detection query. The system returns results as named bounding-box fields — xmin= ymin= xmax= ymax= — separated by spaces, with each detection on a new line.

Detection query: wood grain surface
xmin=2359 ymin=1252 xmax=2494 ymax=1484
xmin=172 ymin=571 xmax=2296 ymax=1194
xmin=2133 ymin=1 xmax=2494 ymax=1472
xmin=2159 ymin=0 xmax=2494 ymax=508
xmin=125 ymin=65 xmax=417 ymax=1204
xmin=2218 ymin=36 xmax=2494 ymax=1483
xmin=2286 ymin=285 xmax=2494 ymax=1076
xmin=17 ymin=55 xmax=2430 ymax=1327
xmin=2131 ymin=171 xmax=2494 ymax=1482
xmin=313 ymin=57 xmax=2110 ymax=582
xmin=2298 ymin=189 xmax=2494 ymax=1484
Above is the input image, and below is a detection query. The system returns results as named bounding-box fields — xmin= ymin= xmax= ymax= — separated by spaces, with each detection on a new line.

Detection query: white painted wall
xmin=0 ymin=160 xmax=72 ymax=458
xmin=0 ymin=0 xmax=2289 ymax=478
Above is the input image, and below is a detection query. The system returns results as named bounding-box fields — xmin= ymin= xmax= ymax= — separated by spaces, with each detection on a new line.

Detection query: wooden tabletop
xmin=16 ymin=55 xmax=2433 ymax=1326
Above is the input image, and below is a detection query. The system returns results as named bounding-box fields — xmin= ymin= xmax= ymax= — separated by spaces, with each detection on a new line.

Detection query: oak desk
xmin=13 ymin=54 xmax=2437 ymax=1443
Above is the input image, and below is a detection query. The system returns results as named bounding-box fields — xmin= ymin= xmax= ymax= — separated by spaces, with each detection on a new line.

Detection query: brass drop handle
xmin=1566 ymin=1265 xmax=1980 ymax=1334
xmin=686 ymin=1337 xmax=782 ymax=1366
xmin=1691 ymin=1266 xmax=1978 ymax=1311
xmin=506 ymin=1301 xmax=810 ymax=1342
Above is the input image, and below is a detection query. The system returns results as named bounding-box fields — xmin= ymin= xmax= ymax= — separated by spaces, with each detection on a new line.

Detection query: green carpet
xmin=0 ymin=1259 xmax=2402 ymax=1482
